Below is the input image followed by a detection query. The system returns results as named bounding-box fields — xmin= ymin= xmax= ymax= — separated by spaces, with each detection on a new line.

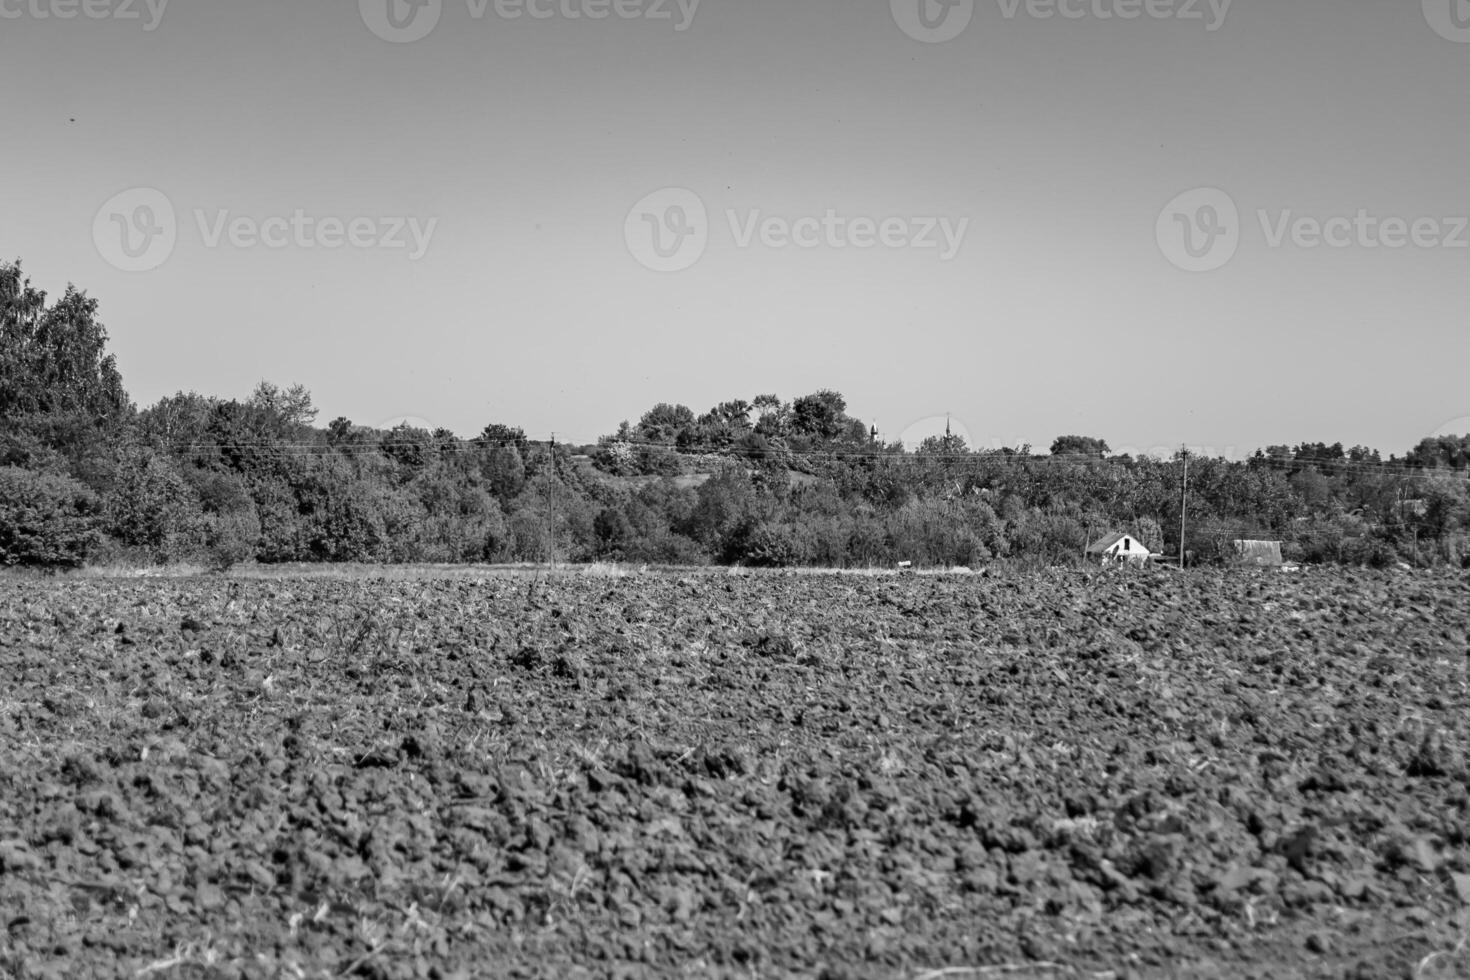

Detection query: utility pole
xmin=1179 ymin=446 xmax=1189 ymax=570
xmin=545 ymin=434 xmax=558 ymax=565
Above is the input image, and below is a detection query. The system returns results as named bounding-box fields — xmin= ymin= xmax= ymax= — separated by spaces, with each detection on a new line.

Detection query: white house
xmin=1085 ymin=531 xmax=1153 ymax=565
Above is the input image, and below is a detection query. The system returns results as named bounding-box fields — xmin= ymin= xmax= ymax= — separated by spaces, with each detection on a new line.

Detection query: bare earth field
xmin=1 ymin=567 xmax=1468 ymax=979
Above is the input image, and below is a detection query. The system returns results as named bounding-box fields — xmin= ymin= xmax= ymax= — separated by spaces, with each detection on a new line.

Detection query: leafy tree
xmin=727 ymin=520 xmax=809 ymax=567
xmin=206 ymin=510 xmax=261 ymax=571
xmin=1347 ymin=445 xmax=1381 ymax=464
xmin=327 ymin=416 xmax=354 ymax=444
xmin=477 ymin=423 xmax=527 ymax=451
xmin=791 ymin=390 xmax=850 ymax=441
xmin=1407 ymin=435 xmax=1470 ymax=470
xmin=381 ymin=422 xmax=437 ymax=474
xmin=138 ymin=391 xmax=218 ymax=460
xmin=0 ymin=261 xmax=131 ymax=427
xmin=0 ymin=466 xmax=103 ymax=568
xmin=481 ymin=445 xmax=526 ymax=502
xmin=638 ymin=403 xmax=696 ymax=445
xmin=1294 ymin=441 xmax=1346 ymax=464
xmin=105 ymin=450 xmax=210 ymax=561
xmin=917 ymin=431 xmax=969 ymax=456
xmin=705 ymin=400 xmax=752 ymax=428
xmin=683 ymin=468 xmax=760 ymax=553
xmin=1134 ymin=516 xmax=1165 ymax=554
xmin=247 ymin=381 xmax=318 ymax=429
xmin=593 ymin=506 xmax=633 ymax=558
xmin=1049 ymin=435 xmax=1110 ymax=458
xmin=752 ymin=394 xmax=791 ymax=438
xmin=1289 ymin=466 xmax=1332 ymax=513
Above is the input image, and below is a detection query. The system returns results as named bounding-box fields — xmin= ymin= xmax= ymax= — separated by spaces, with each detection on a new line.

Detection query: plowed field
xmin=1 ymin=567 xmax=1468 ymax=979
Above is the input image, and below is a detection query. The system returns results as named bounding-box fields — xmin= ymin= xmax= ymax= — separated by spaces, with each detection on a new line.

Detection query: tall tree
xmin=0 ymin=260 xmax=130 ymax=425
xmin=791 ymin=390 xmax=850 ymax=441
xmin=1048 ymin=435 xmax=1110 ymax=458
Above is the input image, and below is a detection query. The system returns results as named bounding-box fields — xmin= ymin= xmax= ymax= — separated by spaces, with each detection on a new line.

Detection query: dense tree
xmin=248 ymin=381 xmax=318 ymax=430
xmin=917 ymin=431 xmax=969 ymax=456
xmin=6 ymin=258 xmax=1465 ymax=571
xmin=791 ymin=390 xmax=851 ymax=441
xmin=477 ymin=423 xmax=527 ymax=451
xmin=0 ymin=467 xmax=103 ymax=568
xmin=0 ymin=261 xmax=130 ymax=426
xmin=1407 ymin=435 xmax=1470 ymax=470
xmin=637 ymin=403 xmax=696 ymax=444
xmin=105 ymin=450 xmax=210 ymax=561
xmin=1049 ymin=435 xmax=1110 ymax=458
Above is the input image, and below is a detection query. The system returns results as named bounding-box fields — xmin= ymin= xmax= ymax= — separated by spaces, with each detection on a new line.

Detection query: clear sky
xmin=3 ymin=0 xmax=1467 ymax=458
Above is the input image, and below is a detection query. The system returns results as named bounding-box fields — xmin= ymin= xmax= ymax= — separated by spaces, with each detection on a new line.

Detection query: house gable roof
xmin=1085 ymin=532 xmax=1131 ymax=554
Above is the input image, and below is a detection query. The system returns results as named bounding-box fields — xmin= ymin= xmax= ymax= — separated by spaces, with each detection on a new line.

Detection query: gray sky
xmin=3 ymin=0 xmax=1468 ymax=456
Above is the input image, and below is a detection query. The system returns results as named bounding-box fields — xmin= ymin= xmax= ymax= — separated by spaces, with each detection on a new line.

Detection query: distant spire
xmin=946 ymin=415 xmax=951 ymax=438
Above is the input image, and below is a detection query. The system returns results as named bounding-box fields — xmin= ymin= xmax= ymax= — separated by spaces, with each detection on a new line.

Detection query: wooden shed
xmin=1085 ymin=532 xmax=1152 ymax=565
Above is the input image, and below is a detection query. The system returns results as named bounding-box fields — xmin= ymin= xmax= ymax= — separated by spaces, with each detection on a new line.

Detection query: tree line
xmin=3 ymin=259 xmax=1468 ymax=570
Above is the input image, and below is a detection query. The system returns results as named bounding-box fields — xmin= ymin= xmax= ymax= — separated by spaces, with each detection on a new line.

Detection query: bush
xmin=0 ymin=467 xmax=104 ymax=568
xmin=206 ymin=510 xmax=261 ymax=571
xmin=730 ymin=520 xmax=808 ymax=568
xmin=105 ymin=450 xmax=210 ymax=562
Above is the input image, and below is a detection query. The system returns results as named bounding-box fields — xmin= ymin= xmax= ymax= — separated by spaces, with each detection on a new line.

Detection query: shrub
xmin=0 ymin=467 xmax=104 ymax=568
xmin=206 ymin=509 xmax=261 ymax=571
xmin=730 ymin=521 xmax=808 ymax=568
xmin=105 ymin=450 xmax=210 ymax=562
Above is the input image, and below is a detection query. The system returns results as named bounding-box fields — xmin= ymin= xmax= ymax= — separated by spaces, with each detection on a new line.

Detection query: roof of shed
xmin=1085 ymin=532 xmax=1130 ymax=554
